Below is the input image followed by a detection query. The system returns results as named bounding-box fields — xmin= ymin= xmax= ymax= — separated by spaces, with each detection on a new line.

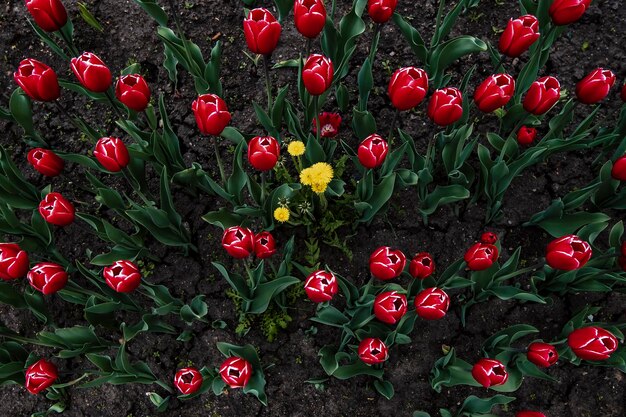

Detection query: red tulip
xmin=516 ymin=412 xmax=546 ymax=417
xmin=25 ymin=359 xmax=58 ymax=394
xmin=427 ymin=87 xmax=463 ymax=126
xmin=247 ymin=136 xmax=280 ymax=171
xmin=174 ymin=367 xmax=203 ymax=395
xmin=294 ymin=0 xmax=326 ymax=39
xmin=369 ymin=246 xmax=406 ymax=280
xmin=103 ymin=260 xmax=142 ymax=293
xmin=464 ymin=243 xmax=499 ymax=271
xmin=27 ymin=262 xmax=68 ymax=295
xmin=94 ymin=137 xmax=130 ymax=172
xmin=517 ymin=126 xmax=537 ymax=146
xmin=358 ymin=134 xmax=389 ymax=169
xmin=474 ymin=74 xmax=515 ymax=113
xmin=70 ymin=52 xmax=112 ymax=93
xmin=373 ymin=291 xmax=407 ymax=324
xmin=471 ymin=358 xmax=508 ymax=388
xmin=415 ymin=287 xmax=449 ymax=320
xmin=568 ymin=327 xmax=618 ymax=361
xmin=0 ymin=243 xmax=29 ymax=281
xmin=304 ymin=270 xmax=338 ymax=303
xmin=480 ymin=232 xmax=498 ymax=245
xmin=254 ymin=231 xmax=276 ymax=259
xmin=527 ymin=342 xmax=559 ymax=368
xmin=14 ymin=59 xmax=60 ymax=102
xmin=303 ymin=54 xmax=333 ymax=96
xmin=115 ymin=74 xmax=150 ymax=112
xmin=243 ymin=8 xmax=281 ymax=55
xmin=312 ymin=112 xmax=341 ymax=138
xmin=27 ymin=148 xmax=64 ymax=177
xmin=545 ymin=235 xmax=592 ymax=271
xmin=367 ymin=0 xmax=398 ymax=24
xmin=388 ymin=67 xmax=429 ymax=111
xmin=358 ymin=337 xmax=388 ymax=365
xmin=409 ymin=252 xmax=435 ymax=279
xmin=221 ymin=226 xmax=255 ymax=259
xmin=39 ymin=192 xmax=75 ymax=226
xmin=576 ymin=68 xmax=616 ymax=104
xmin=219 ymin=357 xmax=252 ymax=388
xmin=25 ymin=0 xmax=67 ymax=32
xmin=523 ymin=76 xmax=561 ymax=115
xmin=499 ymin=15 xmax=540 ymax=57
xmin=549 ymin=0 xmax=592 ymax=26
xmin=611 ymin=155 xmax=626 ymax=181
xmin=192 ymin=94 xmax=231 ymax=136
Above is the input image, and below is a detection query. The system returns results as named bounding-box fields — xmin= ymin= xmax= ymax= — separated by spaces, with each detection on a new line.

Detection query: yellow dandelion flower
xmin=274 ymin=207 xmax=290 ymax=223
xmin=311 ymin=182 xmax=328 ymax=194
xmin=287 ymin=141 xmax=306 ymax=157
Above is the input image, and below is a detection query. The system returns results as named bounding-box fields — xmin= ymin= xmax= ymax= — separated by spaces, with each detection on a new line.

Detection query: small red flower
xmin=14 ymin=58 xmax=60 ymax=102
xmin=480 ymin=232 xmax=498 ymax=245
xmin=545 ymin=235 xmax=592 ymax=271
xmin=576 ymin=68 xmax=616 ymax=105
xmin=294 ymin=0 xmax=326 ymax=39
xmin=464 ymin=243 xmax=499 ymax=271
xmin=373 ymin=291 xmax=407 ymax=324
xmin=358 ymin=134 xmax=389 ymax=169
xmin=103 ymin=260 xmax=142 ymax=293
xmin=27 ymin=148 xmax=64 ymax=177
xmin=94 ymin=137 xmax=130 ymax=172
xmin=25 ymin=359 xmax=58 ymax=394
xmin=611 ymin=155 xmax=626 ymax=181
xmin=221 ymin=226 xmax=255 ymax=259
xmin=115 ymin=74 xmax=150 ymax=112
xmin=243 ymin=8 xmax=281 ymax=55
xmin=39 ymin=192 xmax=75 ymax=226
xmin=414 ymin=287 xmax=450 ymax=320
xmin=369 ymin=246 xmax=406 ymax=280
xmin=367 ymin=0 xmax=398 ymax=24
xmin=27 ymin=262 xmax=68 ymax=295
xmin=568 ymin=327 xmax=618 ymax=361
xmin=388 ymin=67 xmax=429 ymax=111
xmin=409 ymin=252 xmax=435 ymax=279
xmin=523 ymin=76 xmax=561 ymax=115
xmin=427 ymin=87 xmax=463 ymax=126
xmin=192 ymin=94 xmax=231 ymax=136
xmin=70 ymin=52 xmax=112 ymax=93
xmin=304 ymin=270 xmax=338 ymax=303
xmin=312 ymin=112 xmax=341 ymax=138
xmin=516 ymin=412 xmax=546 ymax=417
xmin=247 ymin=136 xmax=280 ymax=171
xmin=471 ymin=358 xmax=508 ymax=388
xmin=219 ymin=357 xmax=252 ymax=388
xmin=474 ymin=74 xmax=515 ymax=113
xmin=358 ymin=337 xmax=388 ymax=365
xmin=25 ymin=0 xmax=68 ymax=32
xmin=174 ymin=367 xmax=203 ymax=395
xmin=302 ymin=54 xmax=333 ymax=96
xmin=517 ymin=126 xmax=537 ymax=146
xmin=549 ymin=0 xmax=592 ymax=26
xmin=0 ymin=243 xmax=29 ymax=281
xmin=499 ymin=15 xmax=540 ymax=57
xmin=527 ymin=342 xmax=559 ymax=368
xmin=254 ymin=231 xmax=276 ymax=259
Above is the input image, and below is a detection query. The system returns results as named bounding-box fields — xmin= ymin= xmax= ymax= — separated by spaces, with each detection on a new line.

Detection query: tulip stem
xmin=368 ymin=24 xmax=383 ymax=66
xmin=53 ymin=100 xmax=98 ymax=143
xmin=261 ymin=171 xmax=267 ymax=205
xmin=388 ymin=109 xmax=400 ymax=144
xmin=263 ymin=55 xmax=273 ymax=113
xmin=104 ymin=90 xmax=125 ymax=120
xmin=57 ymin=29 xmax=80 ymax=57
xmin=314 ymin=97 xmax=321 ymax=142
xmin=213 ymin=139 xmax=227 ymax=184
xmin=494 ymin=54 xmax=507 ymax=73
xmin=305 ymin=37 xmax=313 ymax=57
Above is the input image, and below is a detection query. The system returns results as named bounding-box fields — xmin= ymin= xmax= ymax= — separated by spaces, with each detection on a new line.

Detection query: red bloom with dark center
xmin=427 ymin=87 xmax=463 ymax=126
xmin=568 ymin=327 xmax=619 ymax=361
xmin=474 ymin=74 xmax=515 ymax=113
xmin=219 ymin=357 xmax=252 ymax=388
xmin=367 ymin=0 xmax=398 ymax=24
xmin=70 ymin=52 xmax=112 ymax=93
xmin=115 ymin=74 xmax=151 ymax=112
xmin=312 ymin=112 xmax=341 ymax=138
xmin=409 ymin=252 xmax=435 ymax=279
xmin=254 ymin=231 xmax=276 ymax=259
xmin=415 ymin=287 xmax=450 ymax=320
xmin=103 ymin=260 xmax=142 ymax=293
xmin=358 ymin=134 xmax=389 ymax=169
xmin=480 ymin=232 xmax=498 ymax=245
xmin=303 ymin=54 xmax=333 ymax=96
xmin=517 ymin=126 xmax=537 ymax=146
xmin=471 ymin=358 xmax=508 ymax=388
xmin=527 ymin=342 xmax=559 ymax=368
xmin=0 ymin=243 xmax=29 ymax=281
xmin=14 ymin=58 xmax=60 ymax=102
xmin=388 ymin=67 xmax=429 ymax=111
xmin=369 ymin=246 xmax=406 ymax=280
xmin=94 ymin=137 xmax=130 ymax=172
xmin=464 ymin=243 xmax=499 ymax=271
xmin=576 ymin=68 xmax=616 ymax=105
xmin=549 ymin=0 xmax=592 ymax=26
xmin=221 ymin=226 xmax=255 ymax=259
xmin=174 ymin=367 xmax=203 ymax=395
xmin=373 ymin=291 xmax=407 ymax=324
xmin=304 ymin=270 xmax=338 ymax=303
xmin=294 ymin=0 xmax=326 ymax=39
xmin=25 ymin=0 xmax=67 ymax=32
xmin=27 ymin=262 xmax=68 ymax=295
xmin=25 ymin=359 xmax=58 ymax=394
xmin=523 ymin=76 xmax=561 ymax=115
xmin=39 ymin=192 xmax=75 ymax=226
xmin=358 ymin=337 xmax=388 ymax=365
xmin=192 ymin=94 xmax=231 ymax=136
xmin=610 ymin=155 xmax=626 ymax=181
xmin=247 ymin=136 xmax=280 ymax=171
xmin=545 ymin=235 xmax=592 ymax=271
xmin=499 ymin=15 xmax=540 ymax=57
xmin=27 ymin=148 xmax=64 ymax=177
xmin=243 ymin=8 xmax=281 ymax=55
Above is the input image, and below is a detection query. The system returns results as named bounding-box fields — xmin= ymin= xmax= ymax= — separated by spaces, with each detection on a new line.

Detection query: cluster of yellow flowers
xmin=300 ymin=162 xmax=334 ymax=194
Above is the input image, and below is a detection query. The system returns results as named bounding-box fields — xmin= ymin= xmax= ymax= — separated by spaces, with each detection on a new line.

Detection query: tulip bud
xmin=471 ymin=358 xmax=508 ymax=388
xmin=294 ymin=0 xmax=326 ymax=39
xmin=367 ymin=0 xmax=398 ymax=24
xmin=568 ymin=326 xmax=618 ymax=361
xmin=70 ymin=52 xmax=112 ymax=93
xmin=27 ymin=148 xmax=64 ymax=177
xmin=14 ymin=59 xmax=60 ymax=102
xmin=358 ymin=337 xmax=388 ymax=365
xmin=388 ymin=67 xmax=429 ymax=111
xmin=304 ymin=270 xmax=338 ymax=303
xmin=103 ymin=260 xmax=142 ymax=293
xmin=25 ymin=0 xmax=68 ymax=32
xmin=517 ymin=126 xmax=537 ymax=146
xmin=427 ymin=87 xmax=463 ymax=126
xmin=549 ymin=0 xmax=592 ymax=26
xmin=0 ymin=243 xmax=29 ymax=281
xmin=25 ymin=359 xmax=58 ymax=394
xmin=369 ymin=246 xmax=406 ymax=280
xmin=27 ymin=262 xmax=68 ymax=295
xmin=611 ymin=155 xmax=626 ymax=181
xmin=480 ymin=232 xmax=498 ymax=245
xmin=499 ymin=15 xmax=540 ymax=57
xmin=464 ymin=243 xmax=499 ymax=271
xmin=516 ymin=412 xmax=546 ymax=417
xmin=415 ymin=287 xmax=450 ymax=320
xmin=409 ymin=252 xmax=435 ymax=279
xmin=174 ymin=367 xmax=203 ymax=395
xmin=312 ymin=112 xmax=342 ymax=138
xmin=373 ymin=291 xmax=407 ymax=324
xmin=527 ymin=342 xmax=559 ymax=368
xmin=115 ymin=74 xmax=150 ymax=112
xmin=219 ymin=357 xmax=252 ymax=388
xmin=474 ymin=74 xmax=515 ymax=113
xmin=545 ymin=234 xmax=592 ymax=271
xmin=221 ymin=226 xmax=255 ymax=259
xmin=358 ymin=134 xmax=389 ymax=169
xmin=243 ymin=8 xmax=281 ymax=55
xmin=247 ymin=136 xmax=280 ymax=171
xmin=39 ymin=192 xmax=75 ymax=226
xmin=576 ymin=68 xmax=616 ymax=105
xmin=523 ymin=76 xmax=561 ymax=115
xmin=192 ymin=94 xmax=231 ymax=136
xmin=94 ymin=137 xmax=130 ymax=172
xmin=303 ymin=54 xmax=333 ymax=96
xmin=254 ymin=231 xmax=276 ymax=259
